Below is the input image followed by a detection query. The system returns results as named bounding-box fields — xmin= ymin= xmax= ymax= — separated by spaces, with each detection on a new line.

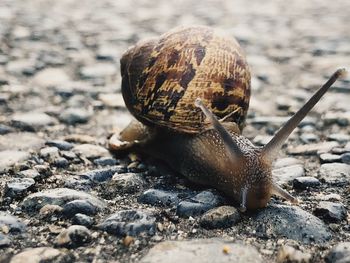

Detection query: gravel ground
xmin=0 ymin=0 xmax=350 ymax=262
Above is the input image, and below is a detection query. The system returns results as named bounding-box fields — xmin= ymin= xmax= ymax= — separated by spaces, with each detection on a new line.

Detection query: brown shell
xmin=120 ymin=26 xmax=251 ymax=133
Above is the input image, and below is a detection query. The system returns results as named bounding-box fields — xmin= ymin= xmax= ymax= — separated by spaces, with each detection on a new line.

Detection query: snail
xmin=109 ymin=25 xmax=346 ymax=211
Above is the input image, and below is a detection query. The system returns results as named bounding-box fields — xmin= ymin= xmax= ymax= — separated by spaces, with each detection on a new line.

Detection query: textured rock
xmin=11 ymin=112 xmax=56 ymax=131
xmin=22 ymin=188 xmax=106 ymax=213
xmin=255 ymin=205 xmax=331 ymax=244
xmin=10 ymin=247 xmax=73 ymax=263
xmin=0 ymin=151 xmax=30 ymax=173
xmin=0 ymin=133 xmax=45 ymax=152
xmin=273 ymin=164 xmax=305 ymax=185
xmin=326 ymin=242 xmax=350 ymax=263
xmin=314 ymin=201 xmax=347 ymax=223
xmin=4 ymin=178 xmax=35 ymax=198
xmin=45 ymin=140 xmax=74 ymax=150
xmin=200 ymin=206 xmax=240 ymax=229
xmin=140 ymin=239 xmax=264 ymax=263
xmin=80 ymin=166 xmax=125 ymax=182
xmin=62 ymin=199 xmax=100 ymax=217
xmin=293 ymin=177 xmax=321 ymax=190
xmin=110 ymin=173 xmax=146 ymax=193
xmin=59 ymin=108 xmax=92 ymax=124
xmin=318 ymin=163 xmax=350 ymax=184
xmin=55 ymin=225 xmax=91 ymax=248
xmin=320 ymin=153 xmax=342 ymax=163
xmin=138 ymin=189 xmax=180 ymax=207
xmin=98 ymin=210 xmax=156 ymax=236
xmin=72 ymin=144 xmax=110 ymax=159
xmin=0 ymin=212 xmax=26 ymax=234
xmin=72 ymin=214 xmax=94 ymax=228
xmin=276 ymin=245 xmax=311 ymax=263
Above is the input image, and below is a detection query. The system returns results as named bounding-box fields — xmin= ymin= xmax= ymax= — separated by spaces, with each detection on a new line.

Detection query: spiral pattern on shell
xmin=120 ymin=26 xmax=251 ymax=133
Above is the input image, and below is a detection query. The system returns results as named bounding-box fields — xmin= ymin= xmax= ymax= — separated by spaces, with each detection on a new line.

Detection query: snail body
xmin=111 ymin=25 xmax=345 ymax=211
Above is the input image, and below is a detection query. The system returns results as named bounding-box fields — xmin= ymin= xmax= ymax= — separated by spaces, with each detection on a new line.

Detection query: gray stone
xmin=72 ymin=144 xmax=110 ymax=159
xmin=0 ymin=212 xmax=26 ymax=234
xmin=0 ymin=151 xmax=30 ymax=173
xmin=140 ymin=239 xmax=264 ymax=263
xmin=62 ymin=199 xmax=100 ymax=217
xmin=314 ymin=201 xmax=347 ymax=223
xmin=98 ymin=209 xmax=156 ymax=236
xmin=11 ymin=112 xmax=56 ymax=131
xmin=273 ymin=164 xmax=305 ymax=185
xmin=277 ymin=245 xmax=312 ymax=263
xmin=318 ymin=163 xmax=350 ymax=184
xmin=0 ymin=233 xmax=11 ymax=248
xmin=138 ymin=189 xmax=180 ymax=207
xmin=4 ymin=178 xmax=35 ymax=198
xmin=93 ymin=157 xmax=118 ymax=166
xmin=176 ymin=191 xmax=222 ymax=218
xmin=59 ymin=108 xmax=92 ymax=124
xmin=45 ymin=140 xmax=73 ymax=150
xmin=0 ymin=132 xmax=45 ymax=152
xmin=10 ymin=247 xmax=73 ymax=263
xmin=200 ymin=206 xmax=240 ymax=229
xmin=293 ymin=177 xmax=320 ymax=190
xmin=287 ymin=141 xmax=339 ymax=155
xmin=341 ymin=153 xmax=350 ymax=164
xmin=110 ymin=172 xmax=146 ymax=193
xmin=326 ymin=242 xmax=350 ymax=263
xmin=81 ymin=166 xmax=126 ymax=182
xmin=72 ymin=213 xmax=93 ymax=228
xmin=21 ymin=188 xmax=106 ymax=213
xmin=255 ymin=205 xmax=331 ymax=244
xmin=327 ymin=134 xmax=350 ymax=144
xmin=300 ymin=133 xmax=319 ymax=144
xmin=55 ymin=225 xmax=91 ymax=248
xmin=39 ymin=146 xmax=59 ymax=161
xmin=320 ymin=153 xmax=342 ymax=163
xmin=32 ymin=68 xmax=70 ymax=88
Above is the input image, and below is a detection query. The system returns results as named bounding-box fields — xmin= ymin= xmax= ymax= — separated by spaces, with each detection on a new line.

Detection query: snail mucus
xmin=109 ymin=26 xmax=346 ymax=211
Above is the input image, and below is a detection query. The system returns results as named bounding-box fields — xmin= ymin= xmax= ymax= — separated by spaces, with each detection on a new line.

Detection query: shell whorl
xmin=121 ymin=26 xmax=251 ymax=133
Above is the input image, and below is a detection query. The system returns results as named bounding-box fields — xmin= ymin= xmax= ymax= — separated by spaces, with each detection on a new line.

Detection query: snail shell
xmin=120 ymin=26 xmax=251 ymax=133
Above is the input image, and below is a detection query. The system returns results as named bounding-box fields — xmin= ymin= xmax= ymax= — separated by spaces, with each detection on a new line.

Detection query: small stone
xmin=93 ymin=157 xmax=118 ymax=166
xmin=32 ymin=68 xmax=70 ymax=88
xmin=98 ymin=93 xmax=125 ymax=108
xmin=72 ymin=144 xmax=110 ymax=159
xmin=314 ymin=201 xmax=347 ymax=223
xmin=140 ymin=239 xmax=264 ymax=263
xmin=9 ymin=247 xmax=73 ymax=263
xmin=324 ymin=112 xmax=350 ymax=126
xmin=293 ymin=177 xmax=320 ymax=190
xmin=0 ymin=212 xmax=26 ymax=234
xmin=54 ymin=157 xmax=69 ymax=168
xmin=0 ymin=151 xmax=30 ymax=173
xmin=200 ymin=206 xmax=240 ymax=229
xmin=320 ymin=153 xmax=342 ymax=163
xmin=11 ymin=112 xmax=56 ymax=131
xmin=300 ymin=133 xmax=319 ymax=144
xmin=72 ymin=214 xmax=93 ymax=228
xmin=327 ymin=134 xmax=350 ymax=144
xmin=341 ymin=153 xmax=350 ymax=164
xmin=0 ymin=133 xmax=45 ymax=152
xmin=0 ymin=124 xmax=14 ymax=135
xmin=98 ymin=209 xmax=156 ymax=236
xmin=81 ymin=166 xmax=125 ymax=182
xmin=318 ymin=163 xmax=350 ymax=184
xmin=138 ymin=189 xmax=180 ymax=207
xmin=288 ymin=141 xmax=339 ymax=155
xmin=123 ymin=236 xmax=134 ymax=247
xmin=59 ymin=108 xmax=92 ymax=124
xmin=326 ymin=242 xmax=350 ymax=263
xmin=273 ymin=158 xmax=302 ymax=169
xmin=62 ymin=200 xmax=101 ymax=217
xmin=255 ymin=205 xmax=331 ymax=244
xmin=0 ymin=233 xmax=11 ymax=248
xmin=80 ymin=63 xmax=117 ymax=79
xmin=45 ymin=140 xmax=73 ymax=150
xmin=39 ymin=204 xmax=63 ymax=217
xmin=110 ymin=173 xmax=146 ymax=193
xmin=22 ymin=188 xmax=106 ymax=213
xmin=40 ymin=146 xmax=59 ymax=161
xmin=276 ymin=245 xmax=311 ymax=263
xmin=273 ymin=164 xmax=305 ymax=185
xmin=176 ymin=191 xmax=222 ymax=218
xmin=4 ymin=178 xmax=35 ymax=198
xmin=55 ymin=225 xmax=91 ymax=248
xmin=19 ymin=168 xmax=45 ymax=180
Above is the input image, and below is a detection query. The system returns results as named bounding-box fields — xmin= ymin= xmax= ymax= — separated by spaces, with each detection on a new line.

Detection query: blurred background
xmin=0 ymin=0 xmax=349 ymax=138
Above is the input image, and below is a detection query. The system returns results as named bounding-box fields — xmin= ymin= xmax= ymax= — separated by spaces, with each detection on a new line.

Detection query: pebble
xmin=80 ymin=63 xmax=117 ymax=79
xmin=327 ymin=134 xmax=350 ymax=144
xmin=324 ymin=112 xmax=350 ymax=126
xmin=9 ymin=247 xmax=73 ymax=263
xmin=0 ymin=132 xmax=45 ymax=152
xmin=98 ymin=209 xmax=156 ymax=236
xmin=109 ymin=173 xmax=146 ymax=193
xmin=72 ymin=214 xmax=94 ymax=228
xmin=326 ymin=242 xmax=350 ymax=263
xmin=300 ymin=133 xmax=319 ymax=144
xmin=140 ymin=239 xmax=264 ymax=263
xmin=72 ymin=144 xmax=110 ymax=159
xmin=319 ymin=153 xmax=342 ymax=163
xmin=19 ymin=168 xmax=45 ymax=181
xmin=273 ymin=164 xmax=305 ymax=185
xmin=4 ymin=178 xmax=35 ymax=198
xmin=21 ymin=188 xmax=106 ymax=213
xmin=318 ymin=163 xmax=350 ymax=184
xmin=54 ymin=157 xmax=69 ymax=168
xmin=93 ymin=157 xmax=118 ymax=166
xmin=255 ymin=205 xmax=331 ymax=244
xmin=0 ymin=233 xmax=11 ymax=248
xmin=0 ymin=212 xmax=26 ymax=234
xmin=138 ymin=189 xmax=180 ymax=207
xmin=288 ymin=141 xmax=339 ymax=155
xmin=45 ymin=140 xmax=73 ymax=150
xmin=293 ymin=177 xmax=320 ymax=190
xmin=32 ymin=68 xmax=70 ymax=88
xmin=59 ymin=108 xmax=92 ymax=124
xmin=176 ymin=191 xmax=222 ymax=218
xmin=341 ymin=153 xmax=350 ymax=164
xmin=39 ymin=204 xmax=63 ymax=218
xmin=0 ymin=150 xmax=30 ymax=173
xmin=55 ymin=225 xmax=91 ymax=248
xmin=273 ymin=157 xmax=302 ymax=169
xmin=80 ymin=166 xmax=126 ymax=182
xmin=98 ymin=93 xmax=125 ymax=108
xmin=39 ymin=146 xmax=60 ymax=161
xmin=314 ymin=201 xmax=347 ymax=223
xmin=199 ymin=206 xmax=240 ymax=229
xmin=11 ymin=112 xmax=56 ymax=131
xmin=276 ymin=245 xmax=311 ymax=263
xmin=62 ymin=200 xmax=100 ymax=217
xmin=0 ymin=124 xmax=14 ymax=135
